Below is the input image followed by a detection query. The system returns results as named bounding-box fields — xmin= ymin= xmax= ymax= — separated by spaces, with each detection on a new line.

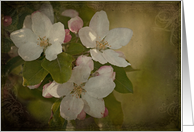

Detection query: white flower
xmin=10 ymin=11 xmax=65 ymax=61
xmin=78 ymin=10 xmax=133 ymax=67
xmin=43 ymin=55 xmax=115 ymax=120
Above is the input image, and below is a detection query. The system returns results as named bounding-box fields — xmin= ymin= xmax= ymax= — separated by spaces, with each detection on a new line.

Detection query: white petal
xmin=69 ymin=65 xmax=91 ymax=85
xmin=84 ymin=76 xmax=115 ymax=99
xmin=104 ymin=28 xmax=133 ymax=49
xmin=39 ymin=2 xmax=54 ymax=24
xmin=18 ymin=42 xmax=43 ymax=61
xmin=96 ymin=65 xmax=115 ymax=80
xmin=102 ymin=49 xmax=130 ymax=67
xmin=10 ymin=28 xmax=37 ymax=48
xmin=76 ymin=55 xmax=94 ymax=71
xmin=89 ymin=10 xmax=109 ymax=41
xmin=61 ymin=9 xmax=79 ymax=18
xmin=60 ymin=94 xmax=84 ymax=120
xmin=78 ymin=27 xmax=97 ymax=48
xmin=43 ymin=81 xmax=74 ymax=98
xmin=90 ymin=49 xmax=107 ymax=64
xmin=82 ymin=92 xmax=105 ymax=118
xmin=23 ymin=15 xmax=32 ymax=29
xmin=31 ymin=11 xmax=52 ymax=38
xmin=48 ymin=22 xmax=65 ymax=44
xmin=45 ymin=42 xmax=62 ymax=61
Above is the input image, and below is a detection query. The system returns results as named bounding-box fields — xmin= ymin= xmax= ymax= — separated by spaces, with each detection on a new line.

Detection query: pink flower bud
xmin=77 ymin=109 xmax=86 ymax=120
xmin=28 ymin=82 xmax=41 ymax=89
xmin=42 ymin=82 xmax=53 ymax=98
xmin=61 ymin=9 xmax=79 ymax=18
xmin=2 ymin=16 xmax=12 ymax=27
xmin=103 ymin=107 xmax=109 ymax=117
xmin=63 ymin=29 xmax=72 ymax=43
xmin=68 ymin=16 xmax=83 ymax=34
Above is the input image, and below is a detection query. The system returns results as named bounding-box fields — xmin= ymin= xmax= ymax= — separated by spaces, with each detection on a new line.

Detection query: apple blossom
xmin=10 ymin=11 xmax=65 ymax=61
xmin=42 ymin=55 xmax=115 ymax=120
xmin=79 ymin=10 xmax=133 ymax=67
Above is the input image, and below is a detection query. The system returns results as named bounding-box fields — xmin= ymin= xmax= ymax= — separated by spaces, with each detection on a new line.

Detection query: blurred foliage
xmin=48 ymin=99 xmax=68 ymax=130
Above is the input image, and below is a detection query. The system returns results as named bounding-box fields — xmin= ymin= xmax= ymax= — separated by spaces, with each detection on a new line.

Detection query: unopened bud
xmin=2 ymin=16 xmax=12 ymax=27
xmin=63 ymin=29 xmax=72 ymax=43
xmin=68 ymin=16 xmax=83 ymax=34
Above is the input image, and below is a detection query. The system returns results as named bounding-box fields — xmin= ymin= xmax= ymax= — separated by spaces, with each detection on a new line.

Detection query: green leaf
xmin=113 ymin=65 xmax=133 ymax=93
xmin=104 ymin=92 xmax=124 ymax=126
xmin=48 ymin=99 xmax=67 ymax=130
xmin=94 ymin=61 xmax=133 ymax=93
xmin=23 ymin=60 xmax=49 ymax=86
xmin=4 ymin=56 xmax=24 ymax=75
xmin=41 ymin=52 xmax=74 ymax=83
xmin=65 ymin=43 xmax=86 ymax=55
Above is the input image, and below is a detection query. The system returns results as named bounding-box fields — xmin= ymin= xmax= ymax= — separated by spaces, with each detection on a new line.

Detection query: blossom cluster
xmin=9 ymin=3 xmax=133 ymax=121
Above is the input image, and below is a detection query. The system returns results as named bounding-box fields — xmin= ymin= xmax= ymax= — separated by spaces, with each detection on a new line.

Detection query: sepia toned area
xmin=1 ymin=1 xmax=181 ymax=131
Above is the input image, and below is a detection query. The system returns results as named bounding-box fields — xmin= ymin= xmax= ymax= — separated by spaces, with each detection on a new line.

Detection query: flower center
xmin=96 ymin=39 xmax=110 ymax=50
xmin=72 ymin=83 xmax=86 ymax=98
xmin=37 ymin=36 xmax=51 ymax=48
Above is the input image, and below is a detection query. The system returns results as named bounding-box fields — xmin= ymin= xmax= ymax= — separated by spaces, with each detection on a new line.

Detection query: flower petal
xmin=42 ymin=82 xmax=53 ymax=98
xmin=76 ymin=55 xmax=94 ymax=71
xmin=77 ymin=109 xmax=86 ymax=120
xmin=18 ymin=42 xmax=43 ymax=61
xmin=78 ymin=27 xmax=97 ymax=48
xmin=90 ymin=49 xmax=107 ymax=64
xmin=61 ymin=9 xmax=79 ymax=18
xmin=82 ymin=92 xmax=105 ymax=118
xmin=45 ymin=42 xmax=62 ymax=61
xmin=28 ymin=82 xmax=41 ymax=89
xmin=96 ymin=65 xmax=115 ymax=80
xmin=104 ymin=28 xmax=133 ymax=49
xmin=23 ymin=15 xmax=32 ymax=29
xmin=60 ymin=95 xmax=84 ymax=120
xmin=49 ymin=22 xmax=65 ymax=44
xmin=84 ymin=76 xmax=115 ymax=99
xmin=89 ymin=10 xmax=109 ymax=41
xmin=42 ymin=81 xmax=74 ymax=98
xmin=39 ymin=2 xmax=54 ymax=24
xmin=31 ymin=11 xmax=52 ymax=38
xmin=102 ymin=49 xmax=130 ymax=67
xmin=69 ymin=65 xmax=91 ymax=85
xmin=68 ymin=16 xmax=83 ymax=33
xmin=10 ymin=28 xmax=37 ymax=48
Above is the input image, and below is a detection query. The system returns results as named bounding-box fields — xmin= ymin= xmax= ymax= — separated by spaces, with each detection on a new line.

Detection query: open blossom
xmin=43 ymin=55 xmax=115 ymax=120
xmin=79 ymin=10 xmax=133 ymax=67
xmin=10 ymin=11 xmax=65 ymax=61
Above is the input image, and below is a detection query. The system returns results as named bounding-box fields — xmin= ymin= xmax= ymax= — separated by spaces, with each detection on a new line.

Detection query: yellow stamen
xmin=96 ymin=39 xmax=110 ymax=50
